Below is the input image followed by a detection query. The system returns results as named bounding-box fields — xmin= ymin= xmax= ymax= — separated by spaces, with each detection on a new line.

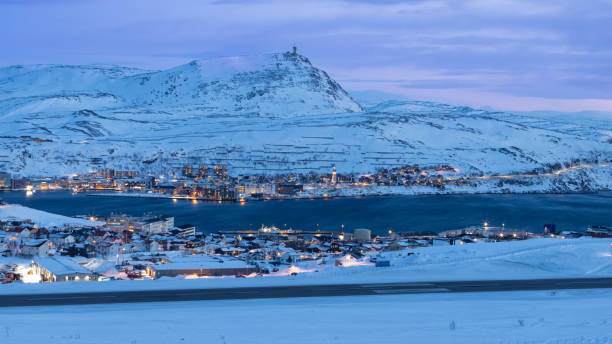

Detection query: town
xmin=3 ymin=160 xmax=609 ymax=203
xmin=0 ymin=196 xmax=603 ymax=285
xmin=0 ymin=164 xmax=473 ymax=202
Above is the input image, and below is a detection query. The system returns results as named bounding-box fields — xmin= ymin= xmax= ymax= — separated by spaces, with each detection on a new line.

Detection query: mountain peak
xmin=119 ymin=51 xmax=363 ymax=114
xmin=0 ymin=51 xmax=362 ymax=116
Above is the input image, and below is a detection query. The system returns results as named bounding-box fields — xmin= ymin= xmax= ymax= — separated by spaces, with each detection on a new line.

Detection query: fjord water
xmin=1 ymin=191 xmax=611 ymax=235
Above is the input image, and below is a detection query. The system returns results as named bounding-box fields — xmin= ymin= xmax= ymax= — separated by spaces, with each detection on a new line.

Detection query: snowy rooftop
xmin=33 ymin=256 xmax=92 ymax=275
xmin=22 ymin=239 xmax=48 ymax=247
xmin=151 ymin=255 xmax=251 ymax=271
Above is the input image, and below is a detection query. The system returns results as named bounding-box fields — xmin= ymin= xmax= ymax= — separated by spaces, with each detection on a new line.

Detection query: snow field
xmin=2 ymin=289 xmax=612 ymax=343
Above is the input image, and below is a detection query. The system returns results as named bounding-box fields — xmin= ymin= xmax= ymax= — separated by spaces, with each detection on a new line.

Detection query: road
xmin=3 ymin=277 xmax=612 ymax=307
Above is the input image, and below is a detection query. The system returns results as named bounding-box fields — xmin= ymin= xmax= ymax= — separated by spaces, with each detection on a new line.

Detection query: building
xmin=33 ymin=256 xmax=95 ymax=282
xmin=543 ymin=224 xmax=556 ymax=235
xmin=433 ymin=237 xmax=454 ymax=246
xmin=331 ymin=166 xmax=337 ymax=185
xmin=114 ymin=171 xmax=140 ymax=179
xmin=182 ymin=165 xmax=193 ymax=178
xmin=213 ymin=165 xmax=228 ymax=179
xmin=587 ymin=225 xmax=612 ymax=238
xmin=146 ymin=255 xmax=259 ymax=279
xmin=97 ymin=169 xmax=114 ymax=179
xmin=0 ymin=172 xmax=11 ymax=189
xmin=173 ymin=224 xmax=196 ymax=238
xmin=276 ymin=183 xmax=303 ymax=195
xmin=142 ymin=216 xmax=174 ymax=234
xmin=240 ymin=183 xmax=277 ymax=196
xmin=20 ymin=239 xmax=51 ymax=256
xmin=353 ymin=228 xmax=371 ymax=241
xmin=197 ymin=165 xmax=209 ymax=178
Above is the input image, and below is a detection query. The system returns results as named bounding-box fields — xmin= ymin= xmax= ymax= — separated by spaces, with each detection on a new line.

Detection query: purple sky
xmin=2 ymin=0 xmax=612 ymax=112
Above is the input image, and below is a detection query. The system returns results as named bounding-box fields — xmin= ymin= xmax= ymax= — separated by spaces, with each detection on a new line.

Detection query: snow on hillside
xmin=0 ymin=51 xmax=611 ymax=193
xmin=0 ymin=204 xmax=103 ymax=228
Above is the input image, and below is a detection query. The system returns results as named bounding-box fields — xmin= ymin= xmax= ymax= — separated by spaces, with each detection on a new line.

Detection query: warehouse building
xmin=33 ymin=256 xmax=95 ymax=282
xmin=146 ymin=255 xmax=259 ymax=279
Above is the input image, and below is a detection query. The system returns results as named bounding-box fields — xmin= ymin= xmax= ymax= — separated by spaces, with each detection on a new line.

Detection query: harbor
xmin=1 ymin=190 xmax=612 ymax=234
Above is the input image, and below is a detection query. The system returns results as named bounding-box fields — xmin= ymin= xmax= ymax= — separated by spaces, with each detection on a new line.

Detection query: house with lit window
xmin=33 ymin=256 xmax=95 ymax=282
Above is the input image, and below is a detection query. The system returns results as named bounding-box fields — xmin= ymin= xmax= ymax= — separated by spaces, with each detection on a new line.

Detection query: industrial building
xmin=146 ymin=255 xmax=259 ymax=279
xmin=353 ymin=228 xmax=372 ymax=241
xmin=33 ymin=256 xmax=95 ymax=282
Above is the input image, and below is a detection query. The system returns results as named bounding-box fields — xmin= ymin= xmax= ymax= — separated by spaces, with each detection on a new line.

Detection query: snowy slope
xmin=0 ymin=204 xmax=103 ymax=228
xmin=0 ymin=51 xmax=611 ymax=192
xmin=0 ymin=52 xmax=361 ymax=117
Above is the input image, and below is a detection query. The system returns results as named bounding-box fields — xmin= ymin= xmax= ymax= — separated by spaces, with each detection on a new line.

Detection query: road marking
xmin=373 ymin=288 xmax=450 ymax=294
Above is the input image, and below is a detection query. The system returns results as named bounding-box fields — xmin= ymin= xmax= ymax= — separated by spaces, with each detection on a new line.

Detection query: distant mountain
xmin=0 ymin=52 xmax=362 ymax=117
xmin=0 ymin=50 xmax=611 ymax=195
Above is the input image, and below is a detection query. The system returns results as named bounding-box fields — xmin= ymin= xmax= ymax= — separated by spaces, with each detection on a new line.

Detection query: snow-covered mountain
xmin=0 ymin=52 xmax=362 ymax=117
xmin=0 ymin=50 xmax=611 ymax=193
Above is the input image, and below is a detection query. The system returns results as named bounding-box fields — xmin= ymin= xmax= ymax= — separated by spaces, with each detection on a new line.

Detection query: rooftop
xmin=150 ymin=255 xmax=251 ymax=271
xmin=33 ymin=256 xmax=92 ymax=275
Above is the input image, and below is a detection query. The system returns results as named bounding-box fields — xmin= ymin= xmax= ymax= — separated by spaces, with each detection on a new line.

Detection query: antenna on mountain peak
xmin=292 ymin=44 xmax=297 ymax=55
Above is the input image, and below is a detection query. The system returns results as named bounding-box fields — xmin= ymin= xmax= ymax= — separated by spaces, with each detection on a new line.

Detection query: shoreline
xmin=82 ymin=188 xmax=607 ymax=203
xmin=1 ymin=188 xmax=608 ymax=203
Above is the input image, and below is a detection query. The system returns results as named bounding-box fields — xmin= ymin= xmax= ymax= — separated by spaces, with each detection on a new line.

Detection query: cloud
xmin=463 ymin=0 xmax=563 ymax=16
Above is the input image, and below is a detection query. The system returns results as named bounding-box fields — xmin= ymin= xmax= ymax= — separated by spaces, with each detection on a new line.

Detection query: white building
xmin=142 ymin=216 xmax=174 ymax=234
xmin=33 ymin=256 xmax=95 ymax=282
xmin=20 ymin=239 xmax=50 ymax=256
xmin=353 ymin=228 xmax=371 ymax=241
xmin=240 ymin=183 xmax=277 ymax=196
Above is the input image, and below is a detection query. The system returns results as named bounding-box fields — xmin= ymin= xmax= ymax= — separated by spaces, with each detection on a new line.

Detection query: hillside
xmin=0 ymin=50 xmax=611 ymax=193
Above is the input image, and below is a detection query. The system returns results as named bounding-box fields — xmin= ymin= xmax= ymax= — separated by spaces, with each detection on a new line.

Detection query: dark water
xmin=1 ymin=191 xmax=611 ymax=234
